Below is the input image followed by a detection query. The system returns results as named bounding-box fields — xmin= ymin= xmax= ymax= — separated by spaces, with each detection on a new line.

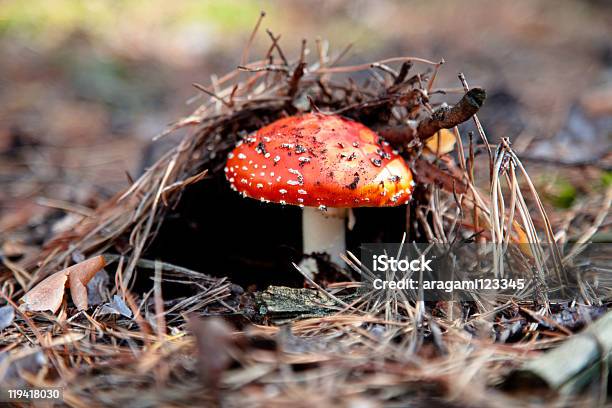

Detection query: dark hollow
xmin=146 ymin=173 xmax=409 ymax=290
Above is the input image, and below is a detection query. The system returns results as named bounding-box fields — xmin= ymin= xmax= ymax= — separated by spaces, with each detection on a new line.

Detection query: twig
xmin=315 ymin=56 xmax=440 ymax=73
xmin=378 ymin=88 xmax=486 ymax=145
xmin=418 ymin=87 xmax=486 ymax=139
xmin=192 ymin=83 xmax=232 ymax=108
xmin=266 ymin=29 xmax=288 ymax=66
xmin=241 ymin=11 xmax=266 ymax=66
xmin=458 ymin=73 xmax=493 ymax=182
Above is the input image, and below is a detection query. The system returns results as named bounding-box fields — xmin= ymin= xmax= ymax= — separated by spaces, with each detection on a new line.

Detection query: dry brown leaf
xmin=20 ymin=270 xmax=69 ymax=313
xmin=20 ymin=255 xmax=107 ymax=313
xmin=68 ymin=255 xmax=106 ymax=310
xmin=425 ymin=129 xmax=456 ymax=156
xmin=512 ymin=221 xmax=533 ymax=258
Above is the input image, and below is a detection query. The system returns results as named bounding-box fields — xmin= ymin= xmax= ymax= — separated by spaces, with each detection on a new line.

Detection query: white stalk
xmin=302 ymin=207 xmax=347 ymax=265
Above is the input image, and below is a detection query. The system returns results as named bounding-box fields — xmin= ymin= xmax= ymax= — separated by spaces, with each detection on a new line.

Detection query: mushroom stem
xmin=302 ymin=207 xmax=347 ymax=264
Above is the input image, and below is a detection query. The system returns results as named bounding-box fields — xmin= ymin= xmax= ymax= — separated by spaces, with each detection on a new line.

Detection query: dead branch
xmin=379 ymin=87 xmax=486 ymax=146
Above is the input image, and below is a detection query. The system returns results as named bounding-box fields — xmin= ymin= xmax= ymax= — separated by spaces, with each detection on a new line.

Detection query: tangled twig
xmin=378 ymin=87 xmax=487 ymax=146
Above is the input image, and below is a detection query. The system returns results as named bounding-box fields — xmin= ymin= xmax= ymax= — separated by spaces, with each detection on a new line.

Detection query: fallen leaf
xmin=68 ymin=255 xmax=107 ymax=310
xmin=0 ymin=305 xmax=15 ymax=330
xmin=425 ymin=129 xmax=456 ymax=156
xmin=512 ymin=221 xmax=533 ymax=258
xmin=87 ymin=269 xmax=110 ymax=306
xmin=20 ymin=255 xmax=107 ymax=313
xmin=99 ymin=295 xmax=132 ymax=318
xmin=20 ymin=269 xmax=69 ymax=313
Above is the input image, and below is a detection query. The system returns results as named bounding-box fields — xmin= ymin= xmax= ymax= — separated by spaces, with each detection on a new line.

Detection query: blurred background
xmin=1 ymin=0 xmax=611 ymax=240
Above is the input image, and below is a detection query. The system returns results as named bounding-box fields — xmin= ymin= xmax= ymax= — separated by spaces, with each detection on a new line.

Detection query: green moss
xmin=176 ymin=0 xmax=262 ymax=31
xmin=602 ymin=171 xmax=612 ymax=188
xmin=0 ymin=0 xmax=113 ymax=37
xmin=543 ymin=177 xmax=577 ymax=209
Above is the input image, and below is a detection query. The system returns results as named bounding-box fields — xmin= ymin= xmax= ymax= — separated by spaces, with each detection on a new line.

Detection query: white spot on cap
xmin=256 ymin=183 xmax=263 ymax=189
xmin=390 ymin=190 xmax=404 ymax=202
xmin=228 ymin=152 xmax=234 ymax=159
xmin=287 ymin=180 xmax=299 ymax=186
xmin=264 ymin=153 xmax=271 ymax=158
xmin=280 ymin=200 xmax=287 ymax=205
xmin=298 ymin=189 xmax=307 ymax=195
xmin=241 ymin=178 xmax=248 ymax=184
xmin=238 ymin=153 xmax=247 ymax=159
xmin=279 ymin=189 xmax=287 ymax=194
xmin=274 ymin=155 xmax=280 ymax=163
xmin=224 ymin=167 xmax=229 ymax=172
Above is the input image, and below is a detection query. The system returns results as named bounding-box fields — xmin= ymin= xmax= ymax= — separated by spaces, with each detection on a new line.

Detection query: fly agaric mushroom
xmin=225 ymin=113 xmax=414 ymax=264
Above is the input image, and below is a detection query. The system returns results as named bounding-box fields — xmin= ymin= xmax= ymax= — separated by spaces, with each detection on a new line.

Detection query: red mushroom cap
xmin=225 ymin=113 xmax=414 ymax=208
